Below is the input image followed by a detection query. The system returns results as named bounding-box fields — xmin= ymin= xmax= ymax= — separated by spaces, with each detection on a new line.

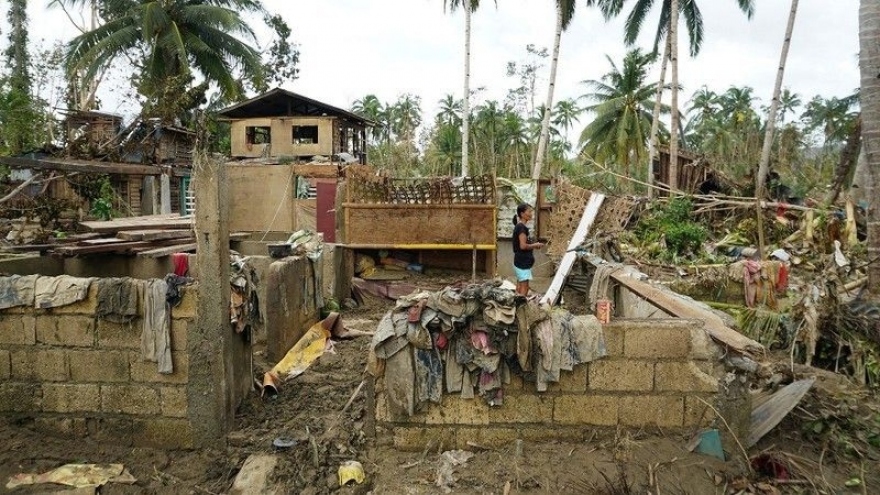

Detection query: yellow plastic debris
xmin=337 ymin=460 xmax=365 ymax=486
xmin=261 ymin=314 xmax=342 ymax=396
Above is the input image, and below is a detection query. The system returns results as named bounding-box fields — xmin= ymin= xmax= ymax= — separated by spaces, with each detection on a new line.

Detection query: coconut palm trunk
xmin=756 ymin=0 xmax=799 ymax=198
xmin=860 ymin=0 xmax=880 ymax=296
xmin=531 ymin=3 xmax=564 ymax=180
xmin=668 ymin=0 xmax=680 ymax=191
xmin=646 ymin=34 xmax=671 ymax=196
xmin=461 ymin=3 xmax=472 ymax=177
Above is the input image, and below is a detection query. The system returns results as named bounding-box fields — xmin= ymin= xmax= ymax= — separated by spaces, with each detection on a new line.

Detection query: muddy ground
xmin=1 ymin=290 xmax=878 ymax=494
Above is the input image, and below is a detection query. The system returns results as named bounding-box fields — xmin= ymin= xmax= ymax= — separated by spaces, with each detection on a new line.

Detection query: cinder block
xmin=170 ymin=287 xmax=197 ymax=319
xmin=689 ymin=327 xmax=718 ymax=360
xmin=547 ymin=365 xmax=588 ymax=393
xmin=0 ymin=315 xmax=36 ymax=345
xmin=655 ymin=362 xmax=719 ymax=393
xmin=101 ymin=384 xmax=160 ymax=415
xmin=0 ymin=383 xmax=40 ymax=412
xmin=42 ymin=384 xmax=100 ymax=413
xmin=589 ymin=360 xmax=653 ymax=392
xmin=457 ymin=396 xmax=490 ymax=425
xmin=136 ymin=418 xmax=194 ymax=449
xmin=554 ymin=395 xmax=618 ymax=426
xmin=619 ymin=396 xmax=684 ymax=428
xmin=417 ymin=401 xmax=455 ymax=425
xmin=458 ymin=427 xmax=517 ymax=448
xmin=34 ymin=417 xmax=89 ymax=437
xmin=68 ymin=350 xmax=129 ymax=382
xmin=130 ymin=351 xmax=188 ymax=384
xmin=96 ymin=319 xmax=139 ymax=349
xmin=392 ymin=426 xmax=455 ymax=451
xmin=489 ymin=394 xmax=553 ymax=423
xmin=160 ymin=386 xmax=188 ymax=418
xmin=625 ymin=323 xmax=692 ymax=359
xmin=518 ymin=426 xmax=593 ymax=443
xmin=11 ymin=349 xmax=68 ymax=381
xmin=50 ymin=285 xmax=99 ymax=314
xmin=170 ymin=318 xmax=188 ymax=351
xmin=37 ymin=316 xmax=95 ymax=347
xmin=684 ymin=395 xmax=717 ymax=428
xmin=603 ymin=325 xmax=625 ymax=357
xmin=0 ymin=350 xmax=9 ymax=379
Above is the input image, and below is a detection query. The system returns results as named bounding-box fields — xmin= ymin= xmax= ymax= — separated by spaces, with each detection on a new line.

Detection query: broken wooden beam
xmin=583 ymin=255 xmax=765 ymax=356
xmin=54 ymin=241 xmax=153 ymax=255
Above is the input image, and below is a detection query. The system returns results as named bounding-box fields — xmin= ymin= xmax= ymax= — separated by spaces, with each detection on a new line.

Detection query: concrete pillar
xmin=160 ymin=173 xmax=172 ymax=214
xmin=142 ymin=176 xmax=159 ymax=215
xmin=189 ymin=153 xmax=250 ymax=448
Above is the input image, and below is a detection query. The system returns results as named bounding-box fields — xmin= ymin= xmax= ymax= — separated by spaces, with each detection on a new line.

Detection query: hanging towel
xmin=142 ymin=278 xmax=173 ymax=374
xmin=171 ymin=253 xmax=189 ymax=277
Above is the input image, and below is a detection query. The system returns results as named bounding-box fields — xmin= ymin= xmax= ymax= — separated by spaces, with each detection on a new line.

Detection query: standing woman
xmin=512 ymin=203 xmax=544 ymax=296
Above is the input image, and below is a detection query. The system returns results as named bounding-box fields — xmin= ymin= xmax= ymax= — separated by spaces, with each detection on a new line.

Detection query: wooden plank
xmin=80 ymin=214 xmax=193 ymax=233
xmin=582 ymin=254 xmax=765 ymax=356
xmin=117 ymin=229 xmax=193 ymax=241
xmin=345 ymin=207 xmax=495 ymax=246
xmin=342 ymin=244 xmax=496 ymax=250
xmin=342 ymin=203 xmax=494 ymax=210
xmin=747 ymin=378 xmax=814 ymax=448
xmin=54 ymin=241 xmax=153 ymax=255
xmin=540 ymin=192 xmax=605 ymax=306
xmin=0 ymin=155 xmax=190 ymax=177
xmin=79 ymin=238 xmax=127 ymax=245
xmin=137 ymin=243 xmax=197 ymax=258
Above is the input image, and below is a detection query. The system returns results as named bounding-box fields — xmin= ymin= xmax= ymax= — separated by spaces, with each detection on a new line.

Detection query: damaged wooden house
xmin=0 ymin=109 xmax=195 ymax=224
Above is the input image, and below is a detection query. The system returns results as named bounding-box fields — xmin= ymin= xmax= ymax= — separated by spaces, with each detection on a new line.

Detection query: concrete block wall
xmin=0 ymin=281 xmax=198 ymax=448
xmin=264 ymin=256 xmax=319 ymax=362
xmin=375 ymin=319 xmax=726 ymax=451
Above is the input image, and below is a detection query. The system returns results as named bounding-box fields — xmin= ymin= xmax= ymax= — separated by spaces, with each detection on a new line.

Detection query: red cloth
xmin=776 ymin=264 xmax=788 ymax=293
xmin=172 ymin=253 xmax=189 ymax=277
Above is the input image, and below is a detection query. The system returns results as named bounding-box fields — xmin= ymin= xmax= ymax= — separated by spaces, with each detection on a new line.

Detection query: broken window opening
xmin=292 ymin=125 xmax=319 ymax=145
xmin=246 ymin=126 xmax=271 ymax=145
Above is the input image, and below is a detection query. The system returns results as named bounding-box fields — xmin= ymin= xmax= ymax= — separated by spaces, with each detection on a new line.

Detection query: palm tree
xmin=755 ymin=0 xmax=800 ymax=202
xmin=579 ymin=49 xmax=666 ymax=188
xmin=445 ymin=0 xmax=492 ymax=177
xmin=436 ymin=94 xmax=463 ymax=126
xmin=592 ymin=0 xmax=755 ymax=190
xmin=60 ymin=0 xmax=266 ymax=119
xmin=859 ymin=0 xmax=880 ymax=297
xmin=351 ymin=94 xmax=386 ymax=144
xmin=552 ymin=98 xmax=583 ymax=136
xmin=801 ymin=94 xmax=860 ymax=147
xmin=532 ymin=0 xmax=578 ymax=180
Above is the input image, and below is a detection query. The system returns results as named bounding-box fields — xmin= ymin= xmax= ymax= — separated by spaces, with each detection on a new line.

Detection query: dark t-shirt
xmin=512 ymin=223 xmax=534 ymax=269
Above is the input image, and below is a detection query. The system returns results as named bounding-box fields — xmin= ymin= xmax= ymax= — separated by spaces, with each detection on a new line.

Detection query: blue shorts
xmin=513 ymin=266 xmax=533 ymax=282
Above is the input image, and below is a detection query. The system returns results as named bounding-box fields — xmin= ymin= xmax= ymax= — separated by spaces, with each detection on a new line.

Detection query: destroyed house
xmin=217 ymin=88 xmax=373 ymax=163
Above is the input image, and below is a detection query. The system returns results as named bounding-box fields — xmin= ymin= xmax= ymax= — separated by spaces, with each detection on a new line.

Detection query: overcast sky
xmin=23 ymin=0 xmax=860 ymax=132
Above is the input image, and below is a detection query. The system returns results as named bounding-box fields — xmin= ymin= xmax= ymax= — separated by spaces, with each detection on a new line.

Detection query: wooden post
xmin=472 ymin=242 xmax=477 ymax=283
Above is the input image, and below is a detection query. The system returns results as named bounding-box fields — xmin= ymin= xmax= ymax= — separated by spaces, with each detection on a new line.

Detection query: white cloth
xmin=141 ymin=279 xmax=173 ymax=374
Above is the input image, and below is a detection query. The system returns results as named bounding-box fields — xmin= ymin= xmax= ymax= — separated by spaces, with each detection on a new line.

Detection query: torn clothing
xmin=96 ymin=278 xmax=142 ymax=323
xmin=0 ymin=275 xmax=37 ymax=310
xmin=141 ymin=278 xmax=173 ymax=374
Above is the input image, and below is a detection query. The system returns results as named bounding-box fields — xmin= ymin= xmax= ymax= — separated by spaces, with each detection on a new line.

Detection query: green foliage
xmin=89 ymin=178 xmax=116 ymax=220
xmin=635 ymin=197 xmax=707 ymax=257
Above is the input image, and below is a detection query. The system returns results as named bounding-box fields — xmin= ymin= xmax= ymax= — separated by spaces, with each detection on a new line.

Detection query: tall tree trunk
xmin=824 ymin=117 xmax=862 ymax=206
xmin=647 ymin=35 xmax=671 ymax=198
xmin=668 ymin=0 xmax=680 ymax=191
xmin=531 ymin=3 xmax=563 ymax=180
xmin=756 ymin=0 xmax=799 ymax=198
xmin=860 ymin=0 xmax=880 ymax=297
xmin=461 ymin=3 xmax=472 ymax=177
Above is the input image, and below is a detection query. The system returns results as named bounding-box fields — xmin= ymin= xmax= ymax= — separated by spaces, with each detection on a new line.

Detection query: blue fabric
xmin=513 ymin=266 xmax=533 ymax=282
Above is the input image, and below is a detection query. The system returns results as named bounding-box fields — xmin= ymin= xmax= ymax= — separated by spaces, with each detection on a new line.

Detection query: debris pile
xmin=368 ymin=280 xmax=607 ymax=414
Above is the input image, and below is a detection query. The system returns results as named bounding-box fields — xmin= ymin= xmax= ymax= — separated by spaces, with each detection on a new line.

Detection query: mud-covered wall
xmin=0 ymin=280 xmax=240 ymax=449
xmin=374 ymin=319 xmax=730 ymax=450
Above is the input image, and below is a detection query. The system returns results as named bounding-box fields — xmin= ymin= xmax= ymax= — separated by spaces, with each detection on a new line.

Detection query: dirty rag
xmin=0 ymin=275 xmax=37 ymax=310
xmin=34 ymin=275 xmax=93 ymax=309
xmin=171 ymin=253 xmax=189 ymax=277
xmin=96 ymin=278 xmax=141 ymax=323
xmin=164 ymin=274 xmax=192 ymax=307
